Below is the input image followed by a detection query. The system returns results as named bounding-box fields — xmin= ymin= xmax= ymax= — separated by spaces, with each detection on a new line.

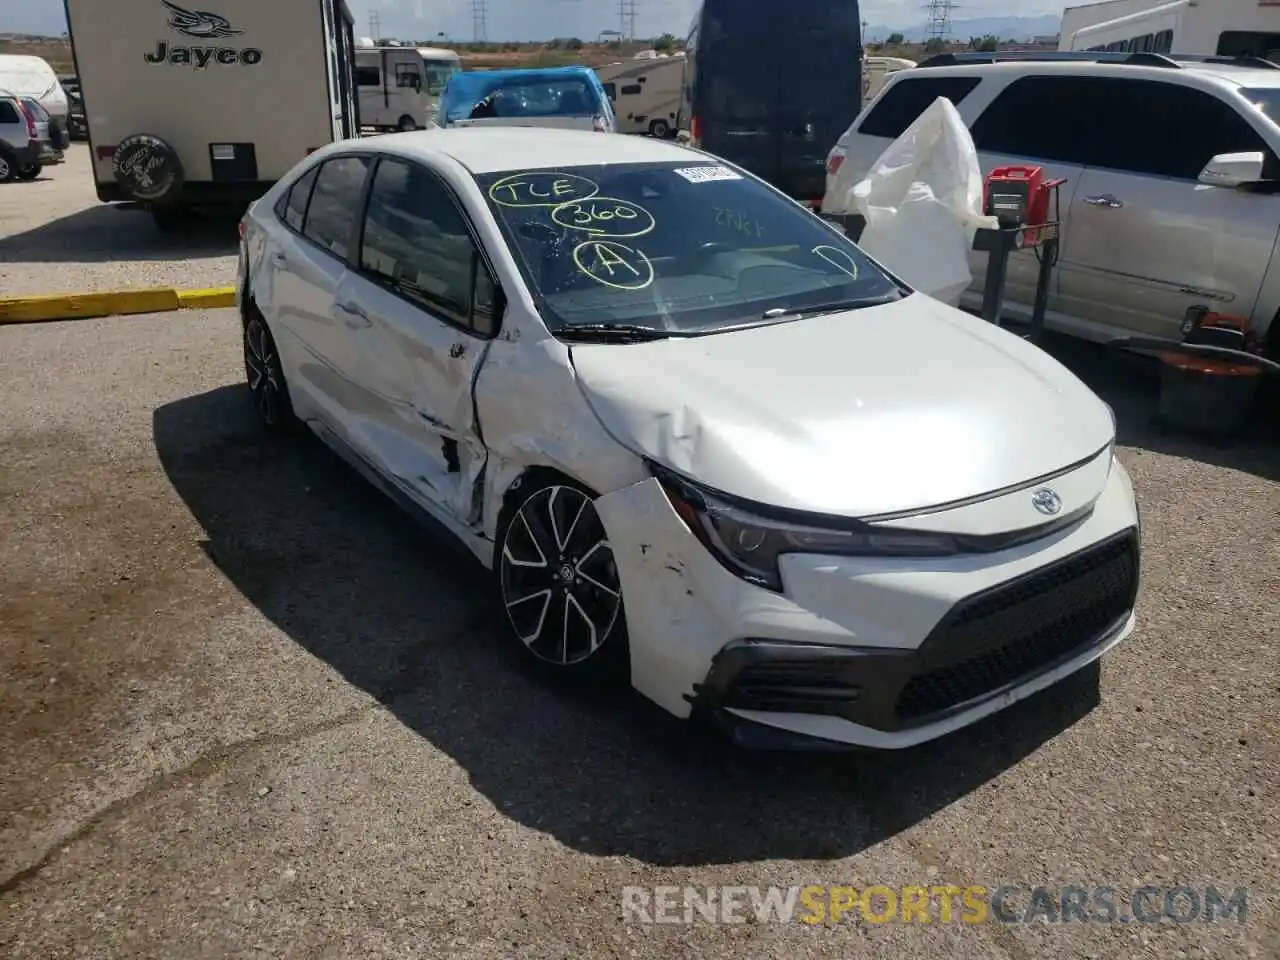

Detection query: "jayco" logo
xmin=145 ymin=0 xmax=263 ymax=68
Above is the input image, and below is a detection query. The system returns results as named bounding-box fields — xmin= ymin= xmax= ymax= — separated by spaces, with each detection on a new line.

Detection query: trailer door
xmin=322 ymin=0 xmax=358 ymax=141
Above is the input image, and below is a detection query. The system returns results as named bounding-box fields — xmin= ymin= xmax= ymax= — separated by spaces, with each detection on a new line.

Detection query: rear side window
xmin=972 ymin=76 xmax=1276 ymax=179
xmin=279 ymin=165 xmax=319 ymax=232
xmin=21 ymin=99 xmax=49 ymax=121
xmin=302 ymin=156 xmax=371 ymax=259
xmin=858 ymin=76 xmax=982 ymax=139
xmin=0 ymin=101 xmax=19 ymax=124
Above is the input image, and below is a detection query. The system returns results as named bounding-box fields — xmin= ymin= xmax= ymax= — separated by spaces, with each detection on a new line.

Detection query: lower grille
xmin=896 ymin=532 xmax=1138 ymax=723
xmin=723 ymin=659 xmax=862 ymax=714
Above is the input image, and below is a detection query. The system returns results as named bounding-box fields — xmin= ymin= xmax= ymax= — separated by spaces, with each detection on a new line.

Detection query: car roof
xmin=904 ymin=59 xmax=1280 ymax=90
xmin=361 ymin=128 xmax=704 ymax=174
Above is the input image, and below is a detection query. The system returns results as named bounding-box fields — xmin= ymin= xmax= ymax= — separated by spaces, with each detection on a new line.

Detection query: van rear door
xmin=774 ymin=1 xmax=861 ymax=204
xmin=695 ymin=7 xmax=777 ymax=186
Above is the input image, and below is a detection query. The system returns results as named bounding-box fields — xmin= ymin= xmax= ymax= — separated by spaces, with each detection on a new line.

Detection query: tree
xmin=653 ymin=32 xmax=678 ymax=53
xmin=923 ymin=37 xmax=945 ymax=54
xmin=976 ymin=34 xmax=999 ymax=51
xmin=566 ymin=37 xmax=583 ymax=50
xmin=886 ymin=32 xmax=904 ymax=45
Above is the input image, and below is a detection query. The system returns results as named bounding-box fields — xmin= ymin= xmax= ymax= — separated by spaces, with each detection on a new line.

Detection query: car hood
xmin=568 ymin=294 xmax=1114 ymax=518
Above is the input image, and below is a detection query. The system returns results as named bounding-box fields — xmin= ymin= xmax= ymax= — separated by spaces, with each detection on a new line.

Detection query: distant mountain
xmin=866 ymin=15 xmax=1063 ymax=43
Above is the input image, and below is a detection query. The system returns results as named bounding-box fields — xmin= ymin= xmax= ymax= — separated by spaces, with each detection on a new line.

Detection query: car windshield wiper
xmin=556 ymin=323 xmax=678 ymax=343
xmin=760 ymin=293 xmax=903 ymax=320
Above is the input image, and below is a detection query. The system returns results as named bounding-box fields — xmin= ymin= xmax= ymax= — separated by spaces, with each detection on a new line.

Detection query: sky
xmin=4 ymin=0 xmax=1070 ymax=42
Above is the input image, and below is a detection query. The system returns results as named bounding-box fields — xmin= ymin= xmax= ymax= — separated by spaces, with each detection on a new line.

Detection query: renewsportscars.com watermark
xmin=622 ymin=884 xmax=1250 ymax=926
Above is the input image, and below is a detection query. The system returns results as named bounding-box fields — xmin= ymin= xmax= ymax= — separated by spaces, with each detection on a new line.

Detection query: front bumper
xmin=594 ymin=459 xmax=1140 ymax=750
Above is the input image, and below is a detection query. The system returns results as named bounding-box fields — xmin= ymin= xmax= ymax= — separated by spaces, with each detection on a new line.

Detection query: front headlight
xmin=654 ymin=466 xmax=959 ymax=592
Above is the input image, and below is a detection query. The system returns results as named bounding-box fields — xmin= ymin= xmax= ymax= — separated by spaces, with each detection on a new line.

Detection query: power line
xmin=922 ymin=0 xmax=958 ymax=41
xmin=618 ymin=0 xmax=637 ymax=42
xmin=471 ymin=0 xmax=488 ymax=42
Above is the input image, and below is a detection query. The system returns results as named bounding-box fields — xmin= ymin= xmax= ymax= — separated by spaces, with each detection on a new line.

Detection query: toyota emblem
xmin=1031 ymin=488 xmax=1062 ymax=516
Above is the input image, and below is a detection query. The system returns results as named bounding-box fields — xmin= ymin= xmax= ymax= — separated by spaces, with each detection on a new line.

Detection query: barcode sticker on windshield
xmin=673 ymin=165 xmax=742 ymax=183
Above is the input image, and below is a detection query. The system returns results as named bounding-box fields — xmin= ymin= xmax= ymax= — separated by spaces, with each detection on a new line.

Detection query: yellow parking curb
xmin=0 ymin=286 xmax=237 ymax=324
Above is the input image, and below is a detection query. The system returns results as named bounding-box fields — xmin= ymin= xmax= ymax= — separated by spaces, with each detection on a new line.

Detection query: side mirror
xmin=1198 ymin=150 xmax=1265 ymax=188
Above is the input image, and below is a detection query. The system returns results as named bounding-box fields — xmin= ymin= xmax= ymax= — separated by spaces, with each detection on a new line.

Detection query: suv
xmin=0 ymin=89 xmax=60 ymax=182
xmin=823 ymin=52 xmax=1280 ymax=363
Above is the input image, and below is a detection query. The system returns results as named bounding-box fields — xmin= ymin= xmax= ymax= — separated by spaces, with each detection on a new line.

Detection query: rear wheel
xmin=0 ymin=151 xmax=15 ymax=183
xmin=243 ymin=308 xmax=296 ymax=433
xmin=496 ymin=479 xmax=629 ymax=683
xmin=398 ymin=114 xmax=417 ymax=131
xmin=648 ymin=118 xmax=671 ymax=139
xmin=16 ymin=163 xmax=40 ymax=181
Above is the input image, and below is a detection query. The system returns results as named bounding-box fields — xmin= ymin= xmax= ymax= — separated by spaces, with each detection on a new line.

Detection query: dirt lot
xmin=0 ymin=145 xmax=239 ymax=297
xmin=0 ymin=305 xmax=1275 ymax=958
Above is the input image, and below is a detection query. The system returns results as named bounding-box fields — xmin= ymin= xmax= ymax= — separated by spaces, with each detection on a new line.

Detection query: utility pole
xmin=617 ymin=0 xmax=637 ymax=42
xmin=471 ymin=0 xmax=488 ymax=42
xmin=922 ymin=0 xmax=957 ymax=42
xmin=368 ymin=10 xmax=380 ymax=42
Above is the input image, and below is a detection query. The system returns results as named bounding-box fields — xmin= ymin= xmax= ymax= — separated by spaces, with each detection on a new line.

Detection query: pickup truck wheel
xmin=496 ymin=477 xmax=630 ymax=685
xmin=0 ymin=151 xmax=15 ymax=183
xmin=16 ymin=163 xmax=40 ymax=181
xmin=398 ymin=115 xmax=417 ymax=131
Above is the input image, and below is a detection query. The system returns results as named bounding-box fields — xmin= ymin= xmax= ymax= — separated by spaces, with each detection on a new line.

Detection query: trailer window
xmin=357 ymin=66 xmax=380 ymax=86
xmin=302 ymin=156 xmax=372 ymax=261
xmin=394 ymin=63 xmax=421 ymax=89
xmin=858 ymin=76 xmax=982 ymax=139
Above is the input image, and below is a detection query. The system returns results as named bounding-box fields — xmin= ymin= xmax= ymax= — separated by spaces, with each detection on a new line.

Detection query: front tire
xmin=497 ymin=479 xmax=629 ymax=683
xmin=243 ymin=309 xmax=295 ymax=432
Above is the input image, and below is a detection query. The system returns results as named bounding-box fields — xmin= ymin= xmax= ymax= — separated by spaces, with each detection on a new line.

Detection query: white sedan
xmin=236 ymin=128 xmax=1141 ymax=750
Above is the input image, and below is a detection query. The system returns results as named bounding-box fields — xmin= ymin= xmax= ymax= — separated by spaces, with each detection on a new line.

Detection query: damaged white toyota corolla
xmin=237 ymin=128 xmax=1140 ymax=750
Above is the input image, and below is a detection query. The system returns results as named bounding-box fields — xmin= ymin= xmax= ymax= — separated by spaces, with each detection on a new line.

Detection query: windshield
xmin=474 ymin=161 xmax=903 ymax=335
xmin=468 ymin=77 xmax=600 ymax=119
xmin=1240 ymin=88 xmax=1280 ymax=123
xmin=422 ymin=59 xmax=459 ymax=95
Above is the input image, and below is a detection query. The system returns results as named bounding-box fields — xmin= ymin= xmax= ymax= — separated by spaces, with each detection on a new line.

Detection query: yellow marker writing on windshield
xmin=552 ymin=198 xmax=655 ymax=239
xmin=813 ymin=245 xmax=859 ymax=279
xmin=572 ymin=240 xmax=654 ymax=290
xmin=488 ymin=172 xmax=600 ymax=207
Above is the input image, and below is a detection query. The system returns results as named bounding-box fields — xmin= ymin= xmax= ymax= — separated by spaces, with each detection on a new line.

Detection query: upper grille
xmin=896 ymin=532 xmax=1139 ymax=723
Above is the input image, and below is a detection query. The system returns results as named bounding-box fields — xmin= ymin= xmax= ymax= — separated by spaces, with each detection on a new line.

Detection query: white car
xmin=236 ymin=128 xmax=1141 ymax=750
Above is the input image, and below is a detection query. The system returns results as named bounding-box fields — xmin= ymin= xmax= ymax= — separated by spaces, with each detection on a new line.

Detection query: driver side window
xmin=359 ymin=158 xmax=502 ymax=336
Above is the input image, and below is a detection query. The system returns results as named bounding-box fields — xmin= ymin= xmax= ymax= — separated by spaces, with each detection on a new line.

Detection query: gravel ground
xmin=0 ymin=145 xmax=239 ymax=297
xmin=0 ymin=311 xmax=1276 ymax=959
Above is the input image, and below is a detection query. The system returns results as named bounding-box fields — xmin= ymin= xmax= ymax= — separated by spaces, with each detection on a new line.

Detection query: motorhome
xmin=355 ymin=42 xmax=462 ymax=130
xmin=0 ymin=55 xmax=69 ymax=122
xmin=595 ymin=53 xmax=684 ymax=137
xmin=1062 ymin=0 xmax=1280 ymax=59
xmin=863 ymin=55 xmax=914 ymax=106
xmin=63 ymin=0 xmax=359 ymax=230
xmin=682 ymin=0 xmax=863 ymax=205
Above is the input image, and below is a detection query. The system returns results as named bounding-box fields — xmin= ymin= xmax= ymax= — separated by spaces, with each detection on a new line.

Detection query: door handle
xmin=335 ymin=301 xmax=371 ymax=328
xmin=1082 ymin=194 xmax=1123 ymax=208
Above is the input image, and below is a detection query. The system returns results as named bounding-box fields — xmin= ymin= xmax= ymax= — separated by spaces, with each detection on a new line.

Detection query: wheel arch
xmin=492 ymin=464 xmax=598 ymax=565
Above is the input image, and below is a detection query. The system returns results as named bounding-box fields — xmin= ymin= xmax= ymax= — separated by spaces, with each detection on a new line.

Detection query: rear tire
xmin=16 ymin=163 xmax=40 ymax=181
xmin=398 ymin=115 xmax=417 ymax=131
xmin=243 ymin=307 xmax=296 ymax=434
xmin=648 ymin=118 xmax=671 ymax=139
xmin=0 ymin=151 xmax=16 ymax=183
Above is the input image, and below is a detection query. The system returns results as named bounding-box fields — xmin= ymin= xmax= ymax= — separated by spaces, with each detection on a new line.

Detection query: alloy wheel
xmin=0 ymin=156 xmax=12 ymax=181
xmin=499 ymin=485 xmax=623 ymax=667
xmin=243 ymin=315 xmax=283 ymax=425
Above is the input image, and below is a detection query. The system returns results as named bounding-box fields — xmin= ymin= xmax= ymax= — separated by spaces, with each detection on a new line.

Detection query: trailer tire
xmin=397 ymin=115 xmax=417 ymax=131
xmin=113 ymin=134 xmax=184 ymax=204
xmin=648 ymin=118 xmax=671 ymax=139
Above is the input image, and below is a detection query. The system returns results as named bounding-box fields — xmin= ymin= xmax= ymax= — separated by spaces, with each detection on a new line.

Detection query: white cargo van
xmin=354 ymin=43 xmax=461 ymax=131
xmin=595 ymin=54 xmax=684 ymax=137
xmin=0 ymin=54 xmax=69 ymax=122
xmin=64 ymin=0 xmax=359 ymax=229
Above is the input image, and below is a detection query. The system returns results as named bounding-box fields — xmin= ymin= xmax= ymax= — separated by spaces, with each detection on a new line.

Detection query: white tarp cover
xmin=826 ymin=95 xmax=997 ymax=305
